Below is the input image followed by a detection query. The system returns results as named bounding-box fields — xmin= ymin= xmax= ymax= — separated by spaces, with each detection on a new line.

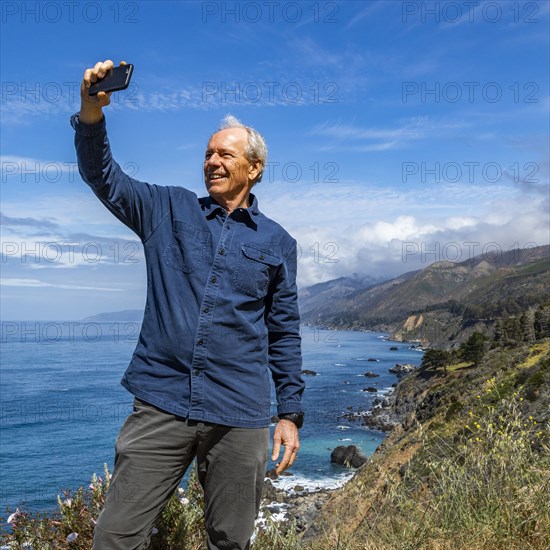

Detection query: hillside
xmin=298 ymin=274 xmax=386 ymax=317
xmin=296 ymin=338 xmax=550 ymax=549
xmin=300 ymin=245 xmax=550 ymax=348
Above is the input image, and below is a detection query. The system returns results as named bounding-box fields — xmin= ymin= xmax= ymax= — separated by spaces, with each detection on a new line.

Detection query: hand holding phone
xmin=88 ymin=64 xmax=134 ymax=96
xmin=79 ymin=60 xmax=130 ymax=125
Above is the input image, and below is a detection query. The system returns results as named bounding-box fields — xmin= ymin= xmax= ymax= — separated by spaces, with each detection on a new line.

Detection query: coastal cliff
xmin=295 ymin=334 xmax=550 ymax=549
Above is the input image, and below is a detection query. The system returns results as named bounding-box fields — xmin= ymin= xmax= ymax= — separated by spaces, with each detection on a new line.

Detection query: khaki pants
xmin=93 ymin=397 xmax=270 ymax=550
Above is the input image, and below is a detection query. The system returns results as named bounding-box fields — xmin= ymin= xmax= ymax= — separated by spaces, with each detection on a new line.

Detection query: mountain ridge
xmin=299 ymin=245 xmax=550 ymax=348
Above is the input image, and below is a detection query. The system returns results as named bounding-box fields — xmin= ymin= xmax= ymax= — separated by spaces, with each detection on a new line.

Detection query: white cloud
xmin=258 ymin=178 xmax=549 ymax=286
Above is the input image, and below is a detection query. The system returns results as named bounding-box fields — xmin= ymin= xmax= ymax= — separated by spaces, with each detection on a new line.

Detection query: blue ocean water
xmin=0 ymin=322 xmax=422 ymax=514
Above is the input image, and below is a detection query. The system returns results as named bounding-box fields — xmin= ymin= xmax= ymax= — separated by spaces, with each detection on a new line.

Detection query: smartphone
xmin=88 ymin=64 xmax=134 ymax=96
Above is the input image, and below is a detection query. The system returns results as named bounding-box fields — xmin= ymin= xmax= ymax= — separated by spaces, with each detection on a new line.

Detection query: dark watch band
xmin=279 ymin=412 xmax=304 ymax=429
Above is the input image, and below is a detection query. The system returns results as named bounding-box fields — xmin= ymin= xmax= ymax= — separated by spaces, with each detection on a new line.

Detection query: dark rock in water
xmin=330 ymin=445 xmax=368 ymax=468
xmin=340 ymin=411 xmax=361 ymax=422
xmin=265 ymin=467 xmax=293 ymax=480
xmin=372 ymin=397 xmax=390 ymax=408
xmin=362 ymin=387 xmax=378 ymax=393
xmin=367 ymin=358 xmax=379 ymax=362
xmin=294 ymin=485 xmax=305 ymax=492
xmin=363 ymin=371 xmax=380 ymax=377
xmin=301 ymin=369 xmax=318 ymax=376
xmin=362 ymin=413 xmax=398 ymax=432
xmin=388 ymin=363 xmax=416 ymax=377
xmin=389 ymin=346 xmax=398 ymax=351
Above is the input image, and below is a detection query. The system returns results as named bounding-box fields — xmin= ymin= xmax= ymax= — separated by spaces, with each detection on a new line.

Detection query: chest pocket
xmin=234 ymin=244 xmax=283 ymax=299
xmin=163 ymin=221 xmax=210 ymax=273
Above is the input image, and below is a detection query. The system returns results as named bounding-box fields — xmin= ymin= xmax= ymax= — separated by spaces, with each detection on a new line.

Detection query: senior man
xmin=71 ymin=60 xmax=304 ymax=550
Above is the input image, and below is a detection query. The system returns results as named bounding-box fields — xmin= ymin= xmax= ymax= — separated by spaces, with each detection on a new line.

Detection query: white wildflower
xmin=7 ymin=508 xmax=20 ymax=524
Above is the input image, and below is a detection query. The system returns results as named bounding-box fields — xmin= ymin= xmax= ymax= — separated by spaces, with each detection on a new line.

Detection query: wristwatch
xmin=279 ymin=412 xmax=304 ymax=429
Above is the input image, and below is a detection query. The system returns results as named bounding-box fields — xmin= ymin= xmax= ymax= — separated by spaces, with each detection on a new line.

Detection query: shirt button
xmin=211 ymin=276 xmax=217 ymax=283
xmin=197 ymin=339 xmax=204 ymax=345
xmin=193 ymin=369 xmax=200 ymax=376
xmin=202 ymin=307 xmax=209 ymax=313
xmin=219 ymin=248 xmax=225 ymax=255
xmin=259 ymin=254 xmax=265 ymax=260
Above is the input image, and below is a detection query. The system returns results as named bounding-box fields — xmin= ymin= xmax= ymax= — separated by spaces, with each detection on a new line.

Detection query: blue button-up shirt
xmin=71 ymin=113 xmax=304 ymax=428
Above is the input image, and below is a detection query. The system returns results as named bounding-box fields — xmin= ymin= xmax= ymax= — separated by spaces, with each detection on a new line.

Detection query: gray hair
xmin=217 ymin=114 xmax=268 ymax=185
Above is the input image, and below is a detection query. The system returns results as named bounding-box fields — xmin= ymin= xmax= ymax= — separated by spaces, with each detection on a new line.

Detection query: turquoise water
xmin=0 ymin=322 xmax=422 ymax=512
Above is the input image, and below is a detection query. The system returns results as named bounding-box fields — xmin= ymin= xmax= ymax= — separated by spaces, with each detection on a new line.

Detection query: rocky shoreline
xmin=258 ymin=364 xmax=419 ymax=535
xmin=259 ymin=475 xmax=334 ymax=534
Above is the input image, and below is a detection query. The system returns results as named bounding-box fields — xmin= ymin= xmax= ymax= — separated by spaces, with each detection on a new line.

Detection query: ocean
xmin=0 ymin=322 xmax=422 ymax=514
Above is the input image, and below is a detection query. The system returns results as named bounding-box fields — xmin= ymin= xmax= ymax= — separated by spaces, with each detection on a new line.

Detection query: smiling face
xmin=204 ymin=127 xmax=261 ymax=207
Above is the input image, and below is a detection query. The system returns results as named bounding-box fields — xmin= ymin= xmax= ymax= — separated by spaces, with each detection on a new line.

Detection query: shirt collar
xmin=202 ymin=193 xmax=260 ymax=221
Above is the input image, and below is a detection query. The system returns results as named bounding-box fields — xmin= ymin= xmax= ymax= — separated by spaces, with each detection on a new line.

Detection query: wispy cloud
xmin=310 ymin=117 xmax=431 ymax=151
xmin=287 ymin=36 xmax=343 ymax=66
xmin=311 ymin=119 xmax=427 ymax=140
xmin=0 ymin=212 xmax=60 ymax=231
xmin=345 ymin=0 xmax=389 ymax=30
xmin=1 ymin=77 xmax=338 ymax=125
xmin=0 ymin=278 xmax=122 ymax=291
xmin=1 ymin=155 xmax=77 ymax=175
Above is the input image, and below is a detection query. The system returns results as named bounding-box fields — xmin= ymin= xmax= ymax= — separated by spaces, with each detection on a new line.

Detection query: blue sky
xmin=1 ymin=0 xmax=549 ymax=320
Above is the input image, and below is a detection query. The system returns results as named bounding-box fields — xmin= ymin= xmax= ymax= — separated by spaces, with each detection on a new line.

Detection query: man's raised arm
xmin=71 ymin=59 xmax=166 ymax=242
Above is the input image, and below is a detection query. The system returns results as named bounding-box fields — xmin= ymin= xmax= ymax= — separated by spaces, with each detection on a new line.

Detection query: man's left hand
xmin=271 ymin=419 xmax=300 ymax=475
